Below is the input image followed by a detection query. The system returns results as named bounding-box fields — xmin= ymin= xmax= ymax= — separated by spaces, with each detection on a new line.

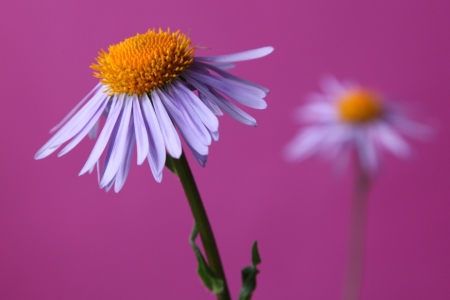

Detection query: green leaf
xmin=238 ymin=241 xmax=261 ymax=300
xmin=189 ymin=224 xmax=224 ymax=294
xmin=251 ymin=241 xmax=261 ymax=266
xmin=164 ymin=155 xmax=178 ymax=175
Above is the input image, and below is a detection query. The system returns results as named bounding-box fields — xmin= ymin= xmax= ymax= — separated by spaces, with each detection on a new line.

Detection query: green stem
xmin=169 ymin=152 xmax=231 ymax=300
xmin=342 ymin=165 xmax=370 ymax=300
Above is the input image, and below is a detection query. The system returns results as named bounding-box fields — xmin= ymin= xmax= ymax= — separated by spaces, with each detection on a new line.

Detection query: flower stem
xmin=342 ymin=165 xmax=370 ymax=300
xmin=169 ymin=152 xmax=231 ymax=300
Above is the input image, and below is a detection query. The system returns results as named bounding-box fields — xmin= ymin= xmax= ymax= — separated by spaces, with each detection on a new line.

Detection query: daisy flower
xmin=285 ymin=76 xmax=428 ymax=173
xmin=285 ymin=77 xmax=430 ymax=300
xmin=35 ymin=28 xmax=273 ymax=192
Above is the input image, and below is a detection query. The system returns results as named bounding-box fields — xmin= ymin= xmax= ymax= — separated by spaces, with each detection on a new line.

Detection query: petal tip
xmin=264 ymin=46 xmax=275 ymax=55
xmin=154 ymin=173 xmax=163 ymax=183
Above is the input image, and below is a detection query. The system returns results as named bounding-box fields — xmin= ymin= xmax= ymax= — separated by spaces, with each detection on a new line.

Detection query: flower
xmin=35 ymin=28 xmax=273 ymax=192
xmin=284 ymin=76 xmax=428 ymax=173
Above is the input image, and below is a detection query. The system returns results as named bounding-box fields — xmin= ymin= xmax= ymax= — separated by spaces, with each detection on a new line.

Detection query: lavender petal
xmin=193 ymin=61 xmax=269 ymax=94
xmin=184 ymin=75 xmax=257 ymax=126
xmin=114 ymin=120 xmax=135 ymax=192
xmin=88 ymin=120 xmax=100 ymax=140
xmin=195 ymin=46 xmax=274 ymax=63
xmin=141 ymin=93 xmax=166 ymax=181
xmin=167 ymin=84 xmax=211 ymax=146
xmin=49 ymin=83 xmax=102 ymax=133
xmin=132 ymin=95 xmax=150 ymax=165
xmin=58 ymin=96 xmax=109 ymax=156
xmin=151 ymin=90 xmax=182 ymax=158
xmin=174 ymin=79 xmax=219 ymax=132
xmin=35 ymin=90 xmax=109 ymax=159
xmin=79 ymin=96 xmax=124 ymax=175
xmin=198 ymin=90 xmax=223 ymax=116
xmin=185 ymin=69 xmax=267 ymax=109
xmin=156 ymin=88 xmax=208 ymax=155
xmin=100 ymin=97 xmax=133 ymax=187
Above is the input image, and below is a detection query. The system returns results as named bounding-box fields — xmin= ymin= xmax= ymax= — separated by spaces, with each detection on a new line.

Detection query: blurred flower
xmin=35 ymin=28 xmax=273 ymax=192
xmin=284 ymin=76 xmax=428 ymax=173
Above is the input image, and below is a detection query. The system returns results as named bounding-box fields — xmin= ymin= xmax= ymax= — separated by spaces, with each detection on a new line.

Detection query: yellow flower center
xmin=91 ymin=28 xmax=194 ymax=96
xmin=338 ymin=89 xmax=383 ymax=123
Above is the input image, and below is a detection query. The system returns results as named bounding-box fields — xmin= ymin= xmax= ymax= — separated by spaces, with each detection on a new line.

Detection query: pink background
xmin=1 ymin=0 xmax=450 ymax=299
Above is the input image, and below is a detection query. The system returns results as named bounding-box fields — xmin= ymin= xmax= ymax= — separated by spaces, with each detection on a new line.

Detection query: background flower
xmin=285 ymin=76 xmax=430 ymax=173
xmin=2 ymin=0 xmax=450 ymax=299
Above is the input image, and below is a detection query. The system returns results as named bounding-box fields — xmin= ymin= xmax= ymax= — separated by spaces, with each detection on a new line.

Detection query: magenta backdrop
xmin=1 ymin=0 xmax=450 ymax=299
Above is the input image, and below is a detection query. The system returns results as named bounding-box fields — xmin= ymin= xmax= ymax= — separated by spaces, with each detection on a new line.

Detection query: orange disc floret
xmin=338 ymin=89 xmax=383 ymax=123
xmin=91 ymin=28 xmax=195 ymax=96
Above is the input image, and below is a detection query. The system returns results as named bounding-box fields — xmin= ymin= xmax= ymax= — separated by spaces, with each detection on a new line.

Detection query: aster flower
xmin=285 ymin=76 xmax=429 ymax=300
xmin=35 ymin=28 xmax=273 ymax=192
xmin=285 ymin=76 xmax=428 ymax=173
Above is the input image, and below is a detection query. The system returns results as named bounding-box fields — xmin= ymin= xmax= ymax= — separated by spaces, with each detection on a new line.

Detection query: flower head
xmin=35 ymin=28 xmax=273 ymax=192
xmin=284 ymin=76 xmax=428 ymax=173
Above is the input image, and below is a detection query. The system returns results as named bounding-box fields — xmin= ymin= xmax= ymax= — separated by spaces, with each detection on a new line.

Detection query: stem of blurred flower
xmin=342 ymin=165 xmax=370 ymax=300
xmin=169 ymin=152 xmax=231 ymax=300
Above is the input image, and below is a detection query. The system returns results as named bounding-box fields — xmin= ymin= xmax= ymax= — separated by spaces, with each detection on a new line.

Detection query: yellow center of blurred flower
xmin=91 ymin=28 xmax=194 ymax=96
xmin=338 ymin=90 xmax=383 ymax=123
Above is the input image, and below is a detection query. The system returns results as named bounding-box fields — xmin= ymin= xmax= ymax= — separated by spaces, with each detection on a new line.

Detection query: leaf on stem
xmin=238 ymin=241 xmax=261 ymax=300
xmin=189 ymin=224 xmax=224 ymax=294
